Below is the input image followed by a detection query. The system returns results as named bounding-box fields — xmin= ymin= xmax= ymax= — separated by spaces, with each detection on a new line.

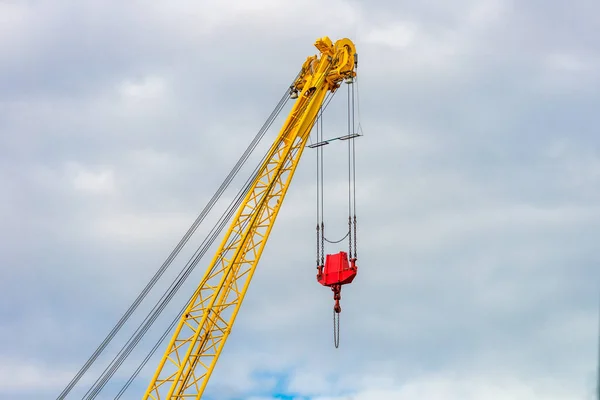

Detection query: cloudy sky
xmin=1 ymin=0 xmax=600 ymax=399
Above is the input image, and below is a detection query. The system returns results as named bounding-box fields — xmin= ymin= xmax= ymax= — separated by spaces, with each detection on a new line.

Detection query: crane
xmin=143 ymin=36 xmax=359 ymax=400
xmin=55 ymin=36 xmax=360 ymax=400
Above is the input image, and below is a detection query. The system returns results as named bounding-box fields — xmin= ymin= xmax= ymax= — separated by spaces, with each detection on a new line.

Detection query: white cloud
xmin=0 ymin=2 xmax=29 ymax=39
xmin=363 ymin=22 xmax=418 ymax=49
xmin=533 ymin=51 xmax=599 ymax=92
xmin=466 ymin=0 xmax=508 ymax=26
xmin=310 ymin=373 xmax=582 ymax=400
xmin=89 ymin=211 xmax=195 ymax=243
xmin=145 ymin=0 xmax=361 ymax=40
xmin=118 ymin=75 xmax=167 ymax=100
xmin=66 ymin=161 xmax=117 ymax=195
xmin=0 ymin=357 xmax=75 ymax=392
xmin=545 ymin=53 xmax=593 ymax=73
xmin=543 ymin=138 xmax=600 ymax=189
xmin=1 ymin=1 xmax=599 ymax=399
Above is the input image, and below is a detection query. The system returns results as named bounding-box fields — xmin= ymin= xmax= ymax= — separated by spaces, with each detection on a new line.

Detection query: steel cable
xmin=81 ymin=87 xmax=297 ymax=399
xmin=84 ymin=170 xmax=253 ymax=400
xmin=57 ymin=73 xmax=300 ymax=400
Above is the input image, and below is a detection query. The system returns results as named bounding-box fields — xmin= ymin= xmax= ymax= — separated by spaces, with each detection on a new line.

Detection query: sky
xmin=1 ymin=0 xmax=599 ymax=399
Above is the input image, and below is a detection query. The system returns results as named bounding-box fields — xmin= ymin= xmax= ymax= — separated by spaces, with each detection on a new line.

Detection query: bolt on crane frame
xmin=142 ymin=36 xmax=358 ymax=400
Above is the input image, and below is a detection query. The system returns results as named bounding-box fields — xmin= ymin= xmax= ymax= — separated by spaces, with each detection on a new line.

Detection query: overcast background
xmin=1 ymin=0 xmax=599 ymax=399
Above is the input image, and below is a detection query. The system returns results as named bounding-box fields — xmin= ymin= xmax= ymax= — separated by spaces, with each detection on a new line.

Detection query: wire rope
xmin=57 ymin=72 xmax=301 ymax=400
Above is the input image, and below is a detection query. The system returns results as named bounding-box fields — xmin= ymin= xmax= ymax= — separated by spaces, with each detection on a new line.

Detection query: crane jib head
xmin=290 ymin=37 xmax=357 ymax=97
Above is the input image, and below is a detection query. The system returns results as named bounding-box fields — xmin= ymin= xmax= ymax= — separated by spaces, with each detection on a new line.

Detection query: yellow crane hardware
xmin=143 ymin=36 xmax=358 ymax=399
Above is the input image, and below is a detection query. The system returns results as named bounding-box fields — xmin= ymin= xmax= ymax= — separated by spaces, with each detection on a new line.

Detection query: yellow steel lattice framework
xmin=143 ymin=36 xmax=357 ymax=400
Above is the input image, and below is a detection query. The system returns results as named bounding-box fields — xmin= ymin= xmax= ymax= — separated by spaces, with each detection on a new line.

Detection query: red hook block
xmin=316 ymin=251 xmax=357 ymax=313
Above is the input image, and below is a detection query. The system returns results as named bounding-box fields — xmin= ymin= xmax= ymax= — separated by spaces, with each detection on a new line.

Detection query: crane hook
xmin=332 ymin=284 xmax=342 ymax=313
xmin=333 ymin=308 xmax=340 ymax=348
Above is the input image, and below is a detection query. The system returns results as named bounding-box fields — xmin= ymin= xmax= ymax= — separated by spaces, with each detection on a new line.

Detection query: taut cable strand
xmin=333 ymin=308 xmax=340 ymax=348
xmin=351 ymin=78 xmax=358 ymax=259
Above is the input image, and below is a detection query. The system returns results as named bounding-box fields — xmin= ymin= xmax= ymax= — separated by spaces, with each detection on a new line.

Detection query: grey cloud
xmin=1 ymin=0 xmax=600 ymax=399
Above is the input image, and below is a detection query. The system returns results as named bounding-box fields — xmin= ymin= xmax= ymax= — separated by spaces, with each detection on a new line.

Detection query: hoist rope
xmin=333 ymin=309 xmax=340 ymax=348
xmin=314 ymin=75 xmax=360 ymax=349
xmin=347 ymin=82 xmax=354 ymax=259
xmin=350 ymin=77 xmax=358 ymax=259
xmin=354 ymin=75 xmax=365 ymax=137
xmin=97 ymin=75 xmax=340 ymax=398
xmin=316 ymin=105 xmax=325 ymax=267
xmin=57 ymin=72 xmax=301 ymax=400
xmin=315 ymin=80 xmax=358 ymax=263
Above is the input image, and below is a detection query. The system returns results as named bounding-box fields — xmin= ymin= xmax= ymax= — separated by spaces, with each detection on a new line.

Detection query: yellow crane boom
xmin=143 ymin=36 xmax=358 ymax=399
